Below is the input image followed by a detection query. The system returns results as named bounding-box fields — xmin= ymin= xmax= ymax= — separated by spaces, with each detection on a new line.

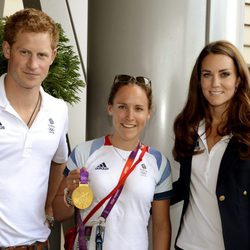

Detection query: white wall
xmin=209 ymin=0 xmax=245 ymax=50
xmin=3 ymin=0 xmax=23 ymax=16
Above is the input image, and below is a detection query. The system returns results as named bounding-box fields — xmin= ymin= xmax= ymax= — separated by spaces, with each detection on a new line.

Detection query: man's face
xmin=3 ymin=31 xmax=56 ymax=91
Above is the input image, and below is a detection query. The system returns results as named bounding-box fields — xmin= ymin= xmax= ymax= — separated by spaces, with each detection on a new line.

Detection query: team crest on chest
xmin=139 ymin=163 xmax=148 ymax=177
xmin=48 ymin=118 xmax=55 ymax=134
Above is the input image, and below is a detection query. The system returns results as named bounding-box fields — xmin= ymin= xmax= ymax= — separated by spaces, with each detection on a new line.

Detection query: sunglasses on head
xmin=113 ymin=74 xmax=151 ymax=86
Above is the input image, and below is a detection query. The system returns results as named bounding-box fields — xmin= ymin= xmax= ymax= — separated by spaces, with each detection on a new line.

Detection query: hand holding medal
xmin=71 ymin=168 xmax=94 ymax=209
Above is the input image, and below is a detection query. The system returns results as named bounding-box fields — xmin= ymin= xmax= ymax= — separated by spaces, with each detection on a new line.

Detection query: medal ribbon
xmin=100 ymin=145 xmax=141 ymax=220
xmin=78 ymin=169 xmax=90 ymax=250
xmin=80 ymin=169 xmax=89 ymax=184
xmin=82 ymin=143 xmax=147 ymax=225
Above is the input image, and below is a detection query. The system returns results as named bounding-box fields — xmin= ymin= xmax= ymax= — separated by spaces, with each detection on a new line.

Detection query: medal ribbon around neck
xmin=81 ymin=142 xmax=148 ymax=225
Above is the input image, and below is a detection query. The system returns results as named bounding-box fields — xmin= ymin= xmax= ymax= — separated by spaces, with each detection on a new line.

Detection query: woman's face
xmin=200 ymin=53 xmax=239 ymax=114
xmin=108 ymin=84 xmax=151 ymax=149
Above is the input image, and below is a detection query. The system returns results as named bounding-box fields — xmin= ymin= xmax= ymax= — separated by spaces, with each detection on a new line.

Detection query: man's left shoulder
xmin=43 ymin=91 xmax=68 ymax=111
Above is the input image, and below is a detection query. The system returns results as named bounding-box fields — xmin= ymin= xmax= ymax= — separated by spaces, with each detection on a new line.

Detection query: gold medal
xmin=72 ymin=183 xmax=94 ymax=209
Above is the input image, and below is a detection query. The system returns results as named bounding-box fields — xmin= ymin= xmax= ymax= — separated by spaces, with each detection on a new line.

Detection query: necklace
xmin=27 ymin=93 xmax=41 ymax=128
xmin=113 ymin=147 xmax=130 ymax=161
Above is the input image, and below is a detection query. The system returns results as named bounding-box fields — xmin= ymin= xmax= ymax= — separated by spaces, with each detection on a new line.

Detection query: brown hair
xmin=3 ymin=8 xmax=59 ymax=49
xmin=108 ymin=77 xmax=153 ymax=110
xmin=173 ymin=40 xmax=250 ymax=160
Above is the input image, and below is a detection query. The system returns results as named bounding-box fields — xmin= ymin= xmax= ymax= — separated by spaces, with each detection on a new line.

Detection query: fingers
xmin=65 ymin=168 xmax=90 ymax=192
xmin=66 ymin=169 xmax=80 ymax=192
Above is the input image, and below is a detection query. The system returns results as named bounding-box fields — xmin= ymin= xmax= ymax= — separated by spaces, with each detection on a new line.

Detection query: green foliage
xmin=0 ymin=18 xmax=85 ymax=105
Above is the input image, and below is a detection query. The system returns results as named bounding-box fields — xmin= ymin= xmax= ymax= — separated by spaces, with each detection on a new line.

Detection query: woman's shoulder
xmin=146 ymin=146 xmax=170 ymax=167
xmin=73 ymin=136 xmax=105 ymax=155
xmin=67 ymin=136 xmax=105 ymax=169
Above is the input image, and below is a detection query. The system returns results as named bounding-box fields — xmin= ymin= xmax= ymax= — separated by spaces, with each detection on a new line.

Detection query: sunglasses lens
xmin=114 ymin=74 xmax=132 ymax=83
xmin=114 ymin=74 xmax=151 ymax=86
xmin=136 ymin=76 xmax=151 ymax=86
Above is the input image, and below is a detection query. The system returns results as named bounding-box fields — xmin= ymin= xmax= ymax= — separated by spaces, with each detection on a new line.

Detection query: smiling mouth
xmin=209 ymin=91 xmax=223 ymax=95
xmin=121 ymin=123 xmax=136 ymax=128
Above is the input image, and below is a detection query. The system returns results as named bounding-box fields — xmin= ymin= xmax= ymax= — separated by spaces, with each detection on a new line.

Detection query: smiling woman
xmin=172 ymin=40 xmax=250 ymax=250
xmin=107 ymin=84 xmax=151 ymax=150
xmin=200 ymin=53 xmax=240 ymax=116
xmin=52 ymin=74 xmax=173 ymax=250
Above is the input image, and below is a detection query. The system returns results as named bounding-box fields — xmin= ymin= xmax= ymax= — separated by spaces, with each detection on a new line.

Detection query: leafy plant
xmin=0 ymin=18 xmax=85 ymax=105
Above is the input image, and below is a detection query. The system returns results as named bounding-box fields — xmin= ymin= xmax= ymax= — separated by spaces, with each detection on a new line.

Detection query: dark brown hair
xmin=173 ymin=40 xmax=250 ymax=161
xmin=3 ymin=8 xmax=59 ymax=49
